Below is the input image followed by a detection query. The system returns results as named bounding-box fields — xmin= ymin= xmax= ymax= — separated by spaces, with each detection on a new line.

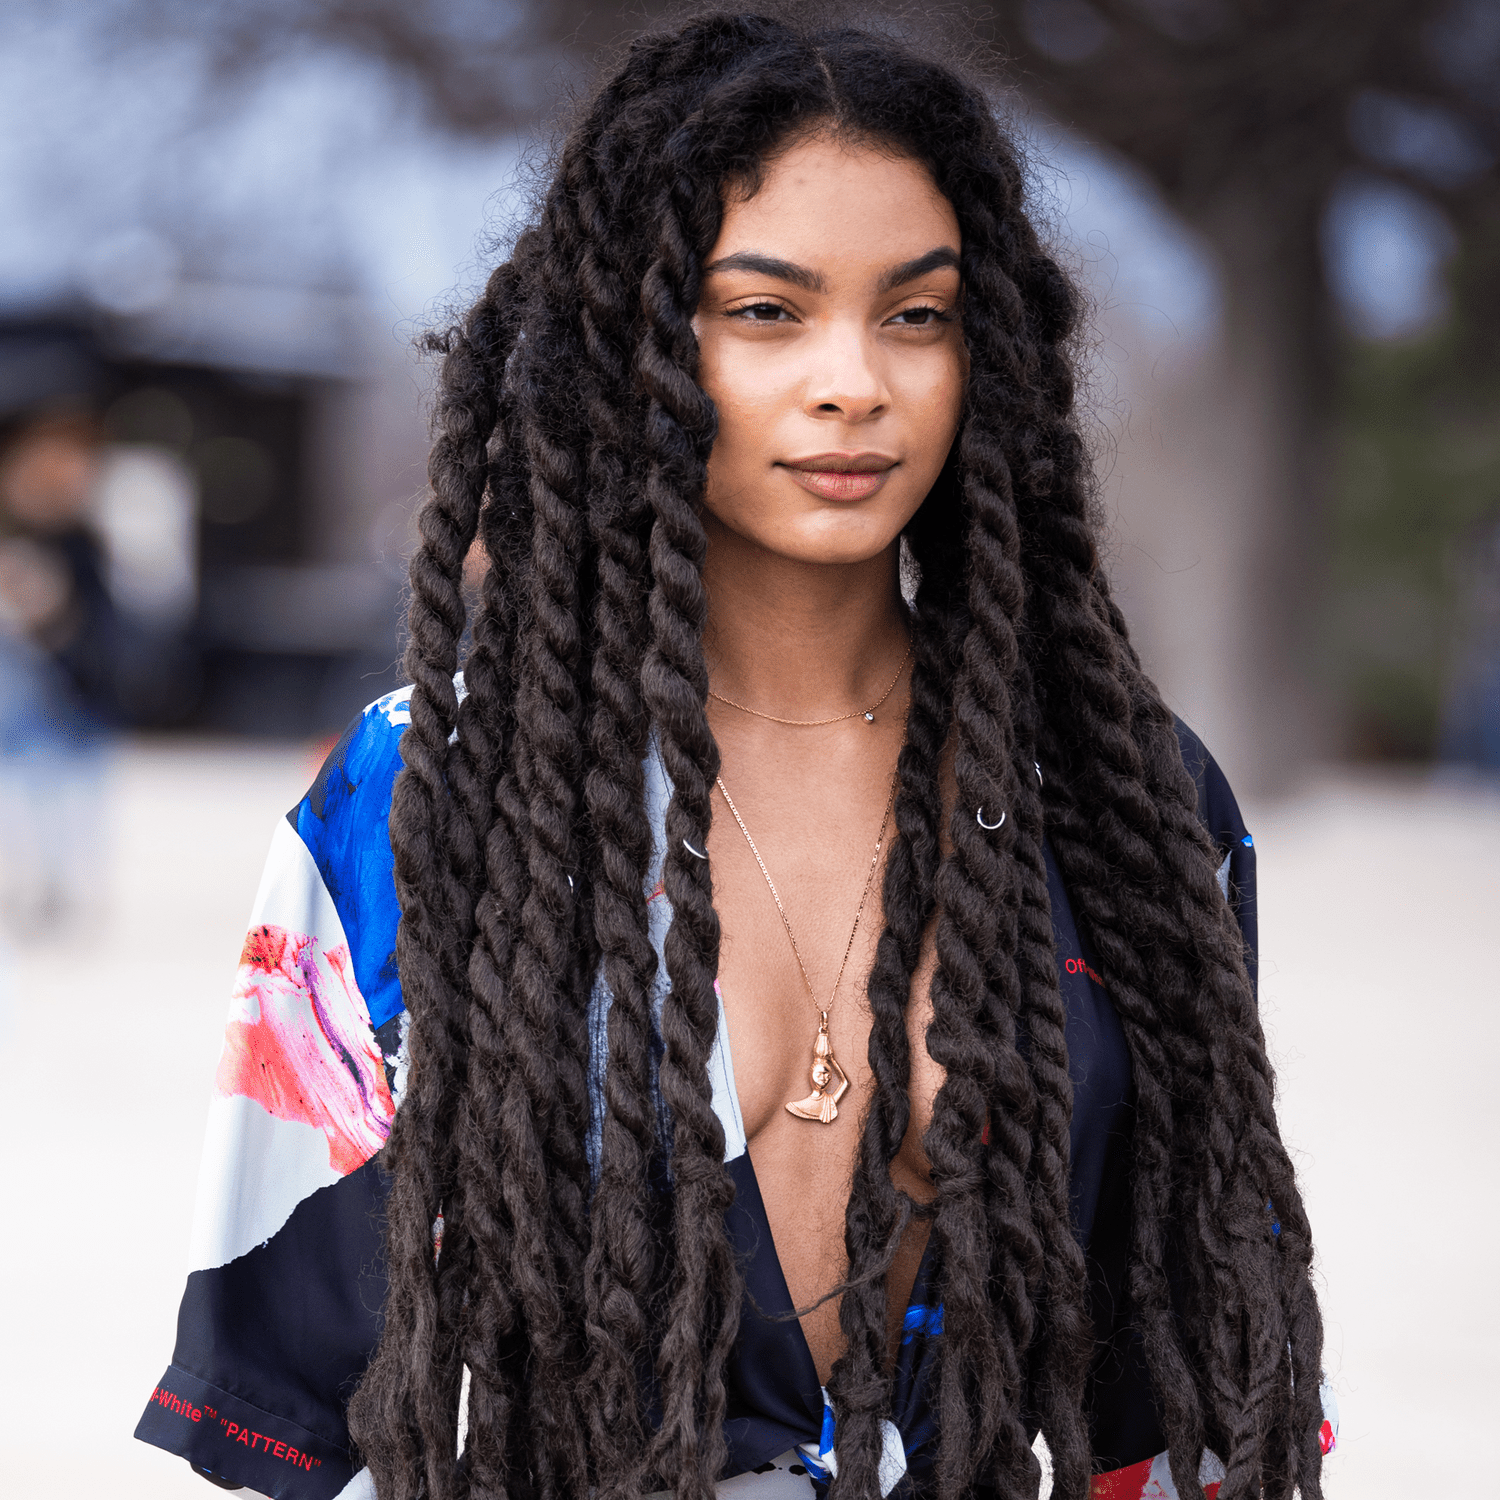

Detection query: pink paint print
xmin=1089 ymin=1453 xmax=1221 ymax=1500
xmin=216 ymin=923 xmax=395 ymax=1175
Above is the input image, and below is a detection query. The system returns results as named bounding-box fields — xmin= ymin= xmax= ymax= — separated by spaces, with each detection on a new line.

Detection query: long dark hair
xmin=346 ymin=13 xmax=1323 ymax=1500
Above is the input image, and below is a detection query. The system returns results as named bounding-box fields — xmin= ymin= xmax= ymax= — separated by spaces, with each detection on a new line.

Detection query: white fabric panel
xmin=331 ymin=1468 xmax=377 ymax=1499
xmin=798 ymin=1387 xmax=908 ymax=1497
xmin=707 ymin=985 xmax=748 ymax=1163
xmin=187 ymin=1096 xmax=341 ymax=1272
xmin=187 ymin=818 xmax=366 ymax=1271
xmin=715 ymin=1454 xmax=817 ymax=1497
xmin=645 ymin=1449 xmax=815 ymax=1499
xmin=373 ymin=683 xmax=413 ymax=729
xmin=584 ymin=740 xmax=748 ymax=1168
xmin=245 ymin=813 xmax=352 ymax=943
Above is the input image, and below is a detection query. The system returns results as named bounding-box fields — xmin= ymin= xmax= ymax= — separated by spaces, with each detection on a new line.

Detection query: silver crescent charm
xmin=682 ymin=838 xmax=709 ymax=860
xmin=976 ymin=807 xmax=1006 ymax=830
xmin=1034 ymin=761 xmax=1044 ymax=786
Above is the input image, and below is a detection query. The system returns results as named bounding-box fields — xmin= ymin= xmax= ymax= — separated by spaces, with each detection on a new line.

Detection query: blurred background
xmin=0 ymin=2 xmax=1494 ymax=1498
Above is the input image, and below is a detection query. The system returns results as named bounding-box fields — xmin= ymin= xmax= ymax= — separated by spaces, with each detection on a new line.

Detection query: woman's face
xmin=692 ymin=132 xmax=966 ymax=568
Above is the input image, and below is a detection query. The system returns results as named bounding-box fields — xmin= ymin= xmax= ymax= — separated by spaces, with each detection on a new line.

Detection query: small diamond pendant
xmin=863 ymin=711 xmax=875 ymax=723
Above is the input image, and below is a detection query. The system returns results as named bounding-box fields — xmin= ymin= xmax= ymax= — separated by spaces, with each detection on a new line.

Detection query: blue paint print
xmin=819 ymin=1399 xmax=836 ymax=1459
xmin=295 ymin=687 xmax=411 ymax=1029
xmin=902 ymin=1303 xmax=944 ymax=1342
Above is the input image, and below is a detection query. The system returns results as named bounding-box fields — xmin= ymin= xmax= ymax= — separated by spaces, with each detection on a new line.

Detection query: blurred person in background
xmin=0 ymin=410 xmax=118 ymax=709
xmin=92 ymin=391 xmax=201 ymax=725
xmin=136 ymin=12 xmax=1336 ymax=1500
xmin=0 ymin=409 xmax=114 ymax=933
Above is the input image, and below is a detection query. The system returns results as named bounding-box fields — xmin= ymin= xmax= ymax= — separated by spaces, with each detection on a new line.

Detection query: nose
xmin=803 ymin=324 xmax=888 ymax=425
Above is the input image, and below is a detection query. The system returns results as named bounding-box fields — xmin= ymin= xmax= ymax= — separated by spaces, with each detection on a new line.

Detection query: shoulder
xmin=298 ymin=684 xmax=413 ymax=850
xmin=1171 ymin=716 xmax=1251 ymax=856
xmin=289 ymin=684 xmax=415 ymax=1032
xmin=1171 ymin=717 xmax=1258 ymax=974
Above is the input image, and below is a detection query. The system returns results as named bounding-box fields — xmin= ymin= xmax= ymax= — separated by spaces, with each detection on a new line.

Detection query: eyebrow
xmin=700 ymin=245 xmax=962 ymax=295
xmin=876 ymin=246 xmax=961 ymax=293
xmin=701 ymin=251 xmax=827 ymax=291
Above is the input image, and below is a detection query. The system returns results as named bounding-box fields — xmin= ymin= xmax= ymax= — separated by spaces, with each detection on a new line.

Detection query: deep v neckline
xmin=632 ymin=744 xmax=938 ymax=1462
xmin=711 ymin=979 xmax=938 ymax=1391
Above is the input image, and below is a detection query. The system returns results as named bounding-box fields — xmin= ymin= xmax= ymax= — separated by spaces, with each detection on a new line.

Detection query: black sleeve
xmin=1173 ymin=717 xmax=1258 ymax=994
xmin=137 ymin=1164 xmax=391 ymax=1497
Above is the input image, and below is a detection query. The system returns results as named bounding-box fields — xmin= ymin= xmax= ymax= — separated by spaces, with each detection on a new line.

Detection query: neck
xmin=700 ymin=518 xmax=910 ymax=719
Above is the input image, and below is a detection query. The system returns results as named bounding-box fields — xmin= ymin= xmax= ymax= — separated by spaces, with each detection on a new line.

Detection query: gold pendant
xmin=786 ymin=1012 xmax=850 ymax=1124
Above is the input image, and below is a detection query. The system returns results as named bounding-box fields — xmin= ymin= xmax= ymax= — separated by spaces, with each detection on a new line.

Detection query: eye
xmin=889 ymin=304 xmax=949 ymax=327
xmin=728 ymin=301 xmax=794 ymax=322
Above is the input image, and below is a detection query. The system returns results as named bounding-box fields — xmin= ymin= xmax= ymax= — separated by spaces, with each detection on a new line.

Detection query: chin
xmin=767 ymin=523 xmax=902 ymax=567
xmin=759 ymin=501 xmax=913 ymax=566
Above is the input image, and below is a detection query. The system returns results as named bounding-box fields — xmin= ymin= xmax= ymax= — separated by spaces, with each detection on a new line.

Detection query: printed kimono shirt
xmin=135 ymin=688 xmax=1334 ymax=1499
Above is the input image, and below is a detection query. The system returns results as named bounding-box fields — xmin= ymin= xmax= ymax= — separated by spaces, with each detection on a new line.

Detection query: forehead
xmin=712 ymin=134 xmax=960 ymax=278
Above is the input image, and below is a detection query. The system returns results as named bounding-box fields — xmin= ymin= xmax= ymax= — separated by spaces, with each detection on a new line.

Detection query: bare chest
xmin=706 ymin=728 xmax=944 ymax=1382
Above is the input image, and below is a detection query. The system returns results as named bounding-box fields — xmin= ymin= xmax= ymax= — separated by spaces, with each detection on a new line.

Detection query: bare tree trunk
xmin=1103 ymin=188 xmax=1334 ymax=794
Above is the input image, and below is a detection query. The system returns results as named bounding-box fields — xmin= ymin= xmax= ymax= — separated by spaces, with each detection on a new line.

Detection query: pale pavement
xmin=0 ymin=742 xmax=1493 ymax=1499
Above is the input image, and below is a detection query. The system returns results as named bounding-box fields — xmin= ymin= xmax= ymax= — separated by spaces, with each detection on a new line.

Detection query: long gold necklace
xmin=715 ymin=769 xmax=898 ymax=1124
xmin=709 ymin=640 xmax=913 ymax=727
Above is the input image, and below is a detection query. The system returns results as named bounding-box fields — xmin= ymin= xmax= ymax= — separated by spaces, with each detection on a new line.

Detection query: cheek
xmin=929 ymin=344 xmax=968 ymax=440
xmin=698 ymin=343 xmax=787 ymax=493
xmin=897 ymin=344 xmax=967 ymax=475
xmin=702 ymin=339 xmax=782 ymax=426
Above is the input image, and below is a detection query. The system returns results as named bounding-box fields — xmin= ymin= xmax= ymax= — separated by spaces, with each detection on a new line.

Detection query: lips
xmin=780 ymin=452 xmax=897 ymax=502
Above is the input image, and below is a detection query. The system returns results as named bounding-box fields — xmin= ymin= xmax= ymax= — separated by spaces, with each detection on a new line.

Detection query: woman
xmin=135 ymin=13 xmax=1332 ymax=1500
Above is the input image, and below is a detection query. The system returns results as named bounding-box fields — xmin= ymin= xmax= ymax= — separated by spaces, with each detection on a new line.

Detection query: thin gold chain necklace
xmin=715 ymin=768 xmax=898 ymax=1124
xmin=708 ymin=639 xmax=913 ymax=727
